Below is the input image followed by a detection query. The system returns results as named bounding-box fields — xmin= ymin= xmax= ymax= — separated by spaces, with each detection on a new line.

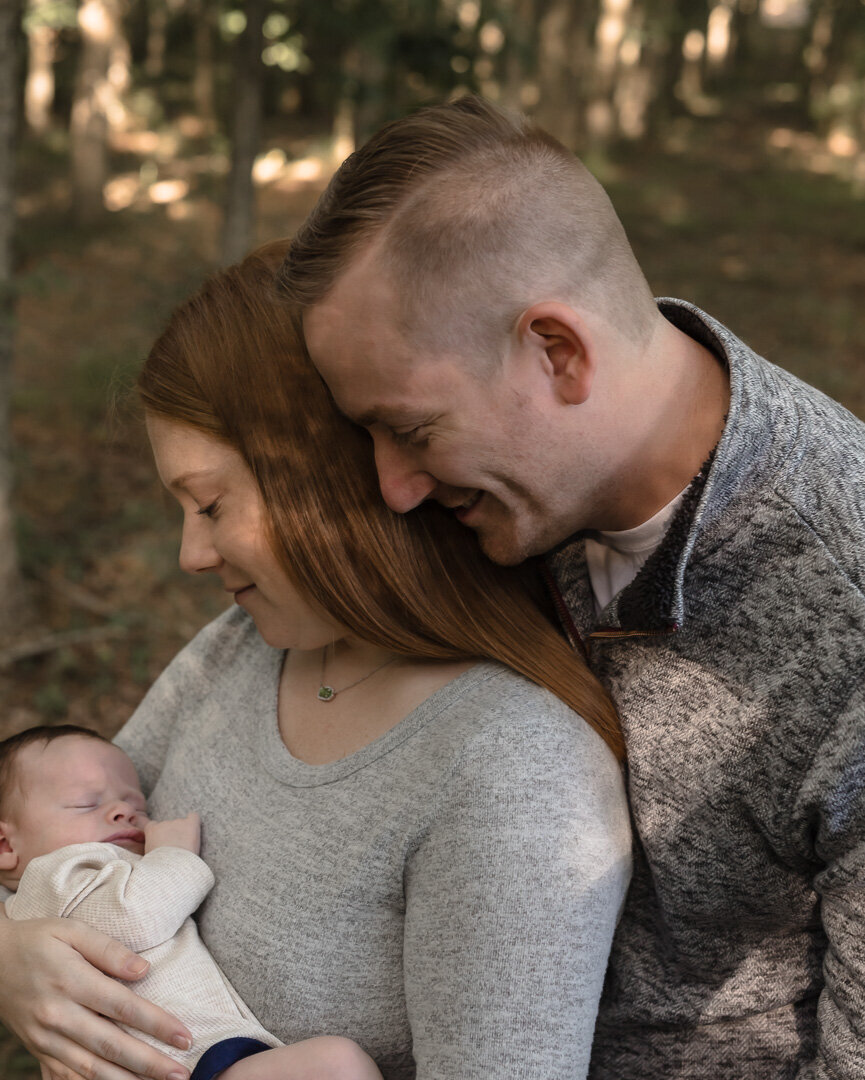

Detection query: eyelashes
xmin=391 ymin=429 xmax=430 ymax=449
xmin=196 ymin=499 xmax=221 ymax=518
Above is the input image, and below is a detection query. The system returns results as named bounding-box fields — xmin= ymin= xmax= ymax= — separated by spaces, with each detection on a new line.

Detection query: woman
xmin=0 ymin=240 xmax=630 ymax=1080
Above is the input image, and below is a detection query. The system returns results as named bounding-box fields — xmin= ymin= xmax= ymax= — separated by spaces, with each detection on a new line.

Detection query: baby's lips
xmin=104 ymin=828 xmax=146 ymax=846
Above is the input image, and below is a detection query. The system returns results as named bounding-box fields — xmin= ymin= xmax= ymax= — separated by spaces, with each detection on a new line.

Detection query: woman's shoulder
xmin=177 ymin=604 xmax=269 ymax=665
xmin=152 ymin=605 xmax=275 ymax=693
xmin=115 ymin=607 xmax=274 ymax=783
xmin=448 ymin=662 xmax=616 ymax=752
xmin=428 ymin=661 xmax=625 ymax=793
xmin=419 ymin=662 xmax=632 ymax=865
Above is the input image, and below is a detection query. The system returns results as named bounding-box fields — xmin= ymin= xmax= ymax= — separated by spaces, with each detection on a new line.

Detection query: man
xmin=283 ymin=96 xmax=865 ymax=1078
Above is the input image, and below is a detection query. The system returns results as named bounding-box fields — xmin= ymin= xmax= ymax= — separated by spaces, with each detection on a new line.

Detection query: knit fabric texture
xmin=115 ymin=622 xmax=632 ymax=1080
xmin=548 ymin=298 xmax=865 ymax=1080
xmin=4 ymin=844 xmax=280 ymax=1068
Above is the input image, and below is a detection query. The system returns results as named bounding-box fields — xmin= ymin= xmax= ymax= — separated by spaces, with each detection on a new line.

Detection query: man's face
xmin=303 ymin=251 xmax=583 ymax=565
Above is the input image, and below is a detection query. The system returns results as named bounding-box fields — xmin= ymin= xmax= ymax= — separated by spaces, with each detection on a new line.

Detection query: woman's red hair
xmin=138 ymin=240 xmax=624 ymax=759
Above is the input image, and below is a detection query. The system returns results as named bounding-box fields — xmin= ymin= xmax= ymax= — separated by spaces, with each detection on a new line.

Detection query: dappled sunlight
xmin=103 ymin=174 xmax=138 ymax=211
xmin=147 ymin=179 xmax=188 ymax=205
xmin=77 ymin=0 xmax=111 ymax=43
xmin=761 ymin=0 xmax=810 ymax=30
xmin=111 ymin=129 xmax=160 ymax=154
xmin=767 ymin=126 xmax=865 ymax=192
xmin=97 ymin=139 xmax=333 ymax=220
xmin=706 ymin=3 xmax=733 ymax=66
xmin=252 ymin=148 xmax=287 ymax=184
xmin=3 ymin=0 xmax=865 ymax=771
xmin=273 ymin=156 xmax=327 ymax=188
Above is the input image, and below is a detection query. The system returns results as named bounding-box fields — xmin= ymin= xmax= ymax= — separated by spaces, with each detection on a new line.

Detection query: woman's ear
xmin=0 ymin=824 xmax=20 ymax=872
xmin=516 ymin=302 xmax=595 ymax=405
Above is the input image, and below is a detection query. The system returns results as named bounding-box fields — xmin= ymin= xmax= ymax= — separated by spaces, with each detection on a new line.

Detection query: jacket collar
xmin=546 ymin=298 xmax=798 ymax=636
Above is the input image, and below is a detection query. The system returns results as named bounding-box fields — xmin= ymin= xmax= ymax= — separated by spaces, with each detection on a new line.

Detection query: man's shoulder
xmin=730 ymin=359 xmax=865 ymax=597
xmin=663 ymin=300 xmax=865 ymax=594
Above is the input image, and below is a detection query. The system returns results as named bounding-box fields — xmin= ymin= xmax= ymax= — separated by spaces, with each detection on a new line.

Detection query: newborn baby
xmin=0 ymin=724 xmax=381 ymax=1080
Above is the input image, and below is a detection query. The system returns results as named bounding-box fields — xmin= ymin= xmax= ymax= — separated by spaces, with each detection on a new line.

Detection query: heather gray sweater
xmin=115 ymin=615 xmax=631 ymax=1079
xmin=548 ymin=299 xmax=865 ymax=1079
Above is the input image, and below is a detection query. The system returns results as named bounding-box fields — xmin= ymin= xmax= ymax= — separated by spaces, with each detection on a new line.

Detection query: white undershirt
xmin=585 ymin=488 xmax=688 ymax=615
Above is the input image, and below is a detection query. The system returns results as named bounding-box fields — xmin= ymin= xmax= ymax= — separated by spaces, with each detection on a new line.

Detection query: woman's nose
xmin=178 ymin=515 xmax=223 ymax=575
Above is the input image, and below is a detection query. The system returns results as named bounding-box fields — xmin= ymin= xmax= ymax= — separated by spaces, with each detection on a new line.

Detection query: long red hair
xmin=138 ymin=240 xmax=624 ymax=759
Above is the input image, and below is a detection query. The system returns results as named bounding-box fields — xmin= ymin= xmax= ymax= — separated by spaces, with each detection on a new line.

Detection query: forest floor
xmin=1 ymin=109 xmax=864 ymax=1076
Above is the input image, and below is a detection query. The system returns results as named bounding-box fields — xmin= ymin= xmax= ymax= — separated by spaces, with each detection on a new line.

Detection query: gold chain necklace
xmin=317 ymin=644 xmax=399 ymax=702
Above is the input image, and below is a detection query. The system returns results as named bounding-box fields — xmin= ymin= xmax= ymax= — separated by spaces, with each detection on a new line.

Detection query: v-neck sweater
xmin=115 ymin=606 xmax=631 ymax=1079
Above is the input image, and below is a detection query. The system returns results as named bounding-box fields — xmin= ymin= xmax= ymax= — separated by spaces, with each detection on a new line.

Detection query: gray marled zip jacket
xmin=547 ymin=299 xmax=865 ymax=1080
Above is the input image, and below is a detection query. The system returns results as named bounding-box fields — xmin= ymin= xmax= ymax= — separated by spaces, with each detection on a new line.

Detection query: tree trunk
xmin=534 ymin=0 xmax=596 ymax=149
xmin=342 ymin=40 xmax=389 ymax=146
xmin=24 ymin=0 xmax=57 ymax=133
xmin=70 ymin=0 xmax=127 ymax=224
xmin=144 ymin=0 xmax=167 ymax=78
xmin=0 ymin=0 xmax=26 ymax=633
xmin=498 ymin=0 xmax=539 ymax=113
xmin=643 ymin=0 xmax=703 ymax=141
xmin=221 ymin=0 xmax=265 ymax=265
xmin=192 ymin=0 xmax=216 ymax=128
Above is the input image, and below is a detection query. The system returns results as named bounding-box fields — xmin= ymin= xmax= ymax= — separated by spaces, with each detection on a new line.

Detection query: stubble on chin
xmin=474 ymin=525 xmax=534 ymax=567
xmin=475 ymin=510 xmax=572 ymax=566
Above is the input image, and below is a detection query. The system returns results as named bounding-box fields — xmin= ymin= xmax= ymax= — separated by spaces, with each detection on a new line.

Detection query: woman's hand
xmin=0 ymin=914 xmax=193 ymax=1080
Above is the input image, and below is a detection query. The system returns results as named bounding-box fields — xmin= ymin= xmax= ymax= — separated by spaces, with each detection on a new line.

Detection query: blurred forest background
xmin=0 ymin=0 xmax=864 ymax=1073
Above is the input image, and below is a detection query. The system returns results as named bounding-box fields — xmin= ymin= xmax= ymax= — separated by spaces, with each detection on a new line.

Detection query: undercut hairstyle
xmin=139 ymin=240 xmax=625 ymax=759
xmin=279 ymin=94 xmax=657 ymax=358
xmin=0 ymin=725 xmax=108 ymax=817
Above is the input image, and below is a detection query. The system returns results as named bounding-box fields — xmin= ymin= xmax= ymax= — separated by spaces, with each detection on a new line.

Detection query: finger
xmin=98 ymin=989 xmax=193 ymax=1058
xmin=49 ymin=931 xmax=194 ymax=1049
xmin=40 ymin=1020 xmax=190 ymax=1080
xmin=39 ymin=1042 xmax=187 ymax=1080
xmin=56 ymin=977 xmax=193 ymax=1064
xmin=52 ymin=922 xmax=153 ymax=983
xmin=40 ymin=1058 xmax=88 ymax=1080
xmin=41 ymin=951 xmax=192 ymax=1067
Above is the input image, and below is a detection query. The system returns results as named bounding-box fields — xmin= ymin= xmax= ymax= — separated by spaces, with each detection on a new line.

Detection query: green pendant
xmin=317 ymin=685 xmax=335 ymax=702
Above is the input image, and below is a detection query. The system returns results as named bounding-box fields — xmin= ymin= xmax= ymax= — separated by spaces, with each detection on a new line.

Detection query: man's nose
xmin=373 ymin=438 xmax=436 ymax=513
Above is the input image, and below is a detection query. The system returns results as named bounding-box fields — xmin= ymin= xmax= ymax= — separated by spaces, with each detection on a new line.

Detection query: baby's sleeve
xmin=6 ymin=844 xmax=214 ymax=953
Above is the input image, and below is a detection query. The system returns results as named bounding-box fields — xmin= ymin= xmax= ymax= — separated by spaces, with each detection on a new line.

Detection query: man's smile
xmin=452 ymin=491 xmax=483 ymax=522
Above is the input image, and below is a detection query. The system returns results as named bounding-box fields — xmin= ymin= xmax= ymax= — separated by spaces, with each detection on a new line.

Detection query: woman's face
xmin=147 ymin=414 xmax=345 ymax=651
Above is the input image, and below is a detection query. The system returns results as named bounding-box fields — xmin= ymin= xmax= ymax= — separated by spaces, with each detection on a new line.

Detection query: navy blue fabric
xmin=189 ymin=1037 xmax=270 ymax=1080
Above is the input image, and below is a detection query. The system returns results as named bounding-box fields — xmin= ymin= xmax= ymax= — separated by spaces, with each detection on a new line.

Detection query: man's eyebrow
xmin=168 ymin=468 xmax=216 ymax=491
xmin=351 ymin=405 xmax=419 ymax=429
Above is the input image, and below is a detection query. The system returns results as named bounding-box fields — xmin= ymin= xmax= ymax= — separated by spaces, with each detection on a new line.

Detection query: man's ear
xmin=0 ymin=823 xmax=19 ymax=872
xmin=516 ymin=302 xmax=595 ymax=405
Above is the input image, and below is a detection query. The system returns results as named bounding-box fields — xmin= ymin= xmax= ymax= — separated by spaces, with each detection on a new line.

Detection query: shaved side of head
xmin=378 ymin=135 xmax=656 ymax=359
xmin=281 ymin=95 xmax=657 ymax=366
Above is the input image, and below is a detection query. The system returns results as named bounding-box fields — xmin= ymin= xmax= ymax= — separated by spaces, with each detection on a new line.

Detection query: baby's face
xmin=2 ymin=736 xmax=148 ymax=880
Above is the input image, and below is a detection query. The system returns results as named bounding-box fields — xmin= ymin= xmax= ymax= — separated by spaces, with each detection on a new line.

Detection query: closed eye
xmin=390 ymin=426 xmax=431 ymax=449
xmin=196 ymin=499 xmax=221 ymax=518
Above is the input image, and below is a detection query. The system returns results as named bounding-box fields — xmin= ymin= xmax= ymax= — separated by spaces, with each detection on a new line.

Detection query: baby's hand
xmin=144 ymin=813 xmax=201 ymax=856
